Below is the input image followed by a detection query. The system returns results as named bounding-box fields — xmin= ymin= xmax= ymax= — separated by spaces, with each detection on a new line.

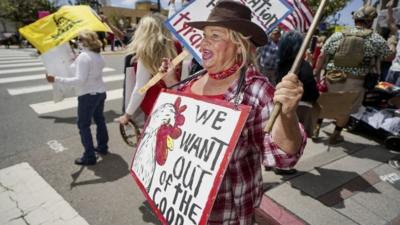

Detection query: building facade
xmin=101 ymin=0 xmax=167 ymax=29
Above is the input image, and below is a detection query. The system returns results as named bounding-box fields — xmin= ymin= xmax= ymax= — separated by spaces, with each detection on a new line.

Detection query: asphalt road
xmin=0 ymin=47 xmax=160 ymax=225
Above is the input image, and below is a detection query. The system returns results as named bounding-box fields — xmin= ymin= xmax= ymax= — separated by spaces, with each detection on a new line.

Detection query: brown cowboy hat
xmin=187 ymin=0 xmax=268 ymax=47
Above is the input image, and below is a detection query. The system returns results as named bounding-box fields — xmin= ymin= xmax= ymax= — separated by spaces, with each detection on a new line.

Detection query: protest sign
xmin=165 ymin=0 xmax=293 ymax=63
xmin=377 ymin=8 xmax=400 ymax=28
xmin=131 ymin=90 xmax=250 ymax=225
xmin=40 ymin=43 xmax=75 ymax=102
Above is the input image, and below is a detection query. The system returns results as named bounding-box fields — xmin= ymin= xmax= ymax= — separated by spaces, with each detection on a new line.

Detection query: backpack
xmin=333 ymin=29 xmax=372 ymax=67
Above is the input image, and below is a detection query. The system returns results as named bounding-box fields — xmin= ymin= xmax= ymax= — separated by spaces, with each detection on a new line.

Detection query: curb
xmin=255 ymin=195 xmax=306 ymax=225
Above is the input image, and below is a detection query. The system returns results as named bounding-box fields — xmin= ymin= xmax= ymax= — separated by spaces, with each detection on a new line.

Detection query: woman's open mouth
xmin=202 ymin=49 xmax=213 ymax=61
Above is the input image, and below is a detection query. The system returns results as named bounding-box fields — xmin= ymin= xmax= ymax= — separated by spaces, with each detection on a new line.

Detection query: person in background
xmin=115 ymin=13 xmax=182 ymax=124
xmin=99 ymin=12 xmax=125 ymax=45
xmin=277 ymin=31 xmax=320 ymax=138
xmin=385 ymin=0 xmax=400 ymax=86
xmin=313 ymin=5 xmax=394 ymax=144
xmin=123 ymin=27 xmax=135 ymax=45
xmin=168 ymin=0 xmax=177 ymax=18
xmin=161 ymin=1 xmax=306 ymax=223
xmin=46 ymin=30 xmax=109 ymax=165
xmin=384 ymin=0 xmax=400 ymax=170
xmin=312 ymin=35 xmax=327 ymax=71
xmin=107 ymin=32 xmax=115 ymax=51
xmin=96 ymin=31 xmax=106 ymax=51
xmin=114 ymin=36 xmax=124 ymax=50
xmin=304 ymin=32 xmax=318 ymax=67
xmin=258 ymin=27 xmax=281 ymax=85
xmin=265 ymin=31 xmax=319 ymax=175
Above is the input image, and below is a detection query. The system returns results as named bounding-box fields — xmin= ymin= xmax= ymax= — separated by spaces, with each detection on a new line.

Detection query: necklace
xmin=208 ymin=62 xmax=241 ymax=80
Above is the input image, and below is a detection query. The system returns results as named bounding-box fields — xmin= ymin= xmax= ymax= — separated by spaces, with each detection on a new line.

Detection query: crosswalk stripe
xmin=0 ymin=163 xmax=90 ymax=225
xmin=30 ymin=88 xmax=123 ymax=114
xmin=0 ymin=66 xmax=46 ymax=75
xmin=0 ymin=54 xmax=32 ymax=57
xmin=9 ymin=84 xmax=51 ymax=95
xmin=8 ymin=74 xmax=124 ymax=95
xmin=0 ymin=56 xmax=38 ymax=61
xmin=0 ymin=62 xmax=43 ymax=69
xmin=0 ymin=59 xmax=41 ymax=64
xmin=0 ymin=67 xmax=115 ymax=78
xmin=0 ymin=74 xmax=44 ymax=83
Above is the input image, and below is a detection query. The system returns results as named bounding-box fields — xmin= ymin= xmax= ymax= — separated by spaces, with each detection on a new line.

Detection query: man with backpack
xmin=313 ymin=6 xmax=394 ymax=144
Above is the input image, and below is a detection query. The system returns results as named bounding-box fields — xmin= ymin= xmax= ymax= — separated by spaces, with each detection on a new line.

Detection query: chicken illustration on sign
xmin=132 ymin=97 xmax=187 ymax=191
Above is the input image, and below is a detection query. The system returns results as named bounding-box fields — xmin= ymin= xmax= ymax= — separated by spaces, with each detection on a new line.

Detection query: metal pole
xmin=264 ymin=0 xmax=329 ymax=133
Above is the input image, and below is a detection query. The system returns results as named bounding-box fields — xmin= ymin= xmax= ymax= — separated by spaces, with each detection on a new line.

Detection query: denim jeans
xmin=77 ymin=92 xmax=108 ymax=159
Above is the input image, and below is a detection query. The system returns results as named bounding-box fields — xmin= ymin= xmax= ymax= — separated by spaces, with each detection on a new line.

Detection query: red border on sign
xmin=130 ymin=89 xmax=250 ymax=225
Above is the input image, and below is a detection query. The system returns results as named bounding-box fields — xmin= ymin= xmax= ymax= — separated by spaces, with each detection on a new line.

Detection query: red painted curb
xmin=255 ymin=195 xmax=306 ymax=225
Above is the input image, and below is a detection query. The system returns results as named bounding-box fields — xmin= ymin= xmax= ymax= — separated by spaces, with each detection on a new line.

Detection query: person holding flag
xmin=46 ymin=30 xmax=109 ymax=165
xmin=160 ymin=1 xmax=306 ymax=224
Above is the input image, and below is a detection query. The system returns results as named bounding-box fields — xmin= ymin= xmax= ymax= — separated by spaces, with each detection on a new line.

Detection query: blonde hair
xmin=228 ymin=30 xmax=257 ymax=70
xmin=127 ymin=13 xmax=177 ymax=76
xmin=79 ymin=30 xmax=102 ymax=53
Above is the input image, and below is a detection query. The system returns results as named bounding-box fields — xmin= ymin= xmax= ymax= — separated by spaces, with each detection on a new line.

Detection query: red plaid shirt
xmin=179 ymin=66 xmax=306 ymax=225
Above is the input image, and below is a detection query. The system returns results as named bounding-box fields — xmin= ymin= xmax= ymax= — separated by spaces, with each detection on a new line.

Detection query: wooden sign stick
xmin=264 ymin=0 xmax=328 ymax=132
xmin=139 ymin=49 xmax=190 ymax=95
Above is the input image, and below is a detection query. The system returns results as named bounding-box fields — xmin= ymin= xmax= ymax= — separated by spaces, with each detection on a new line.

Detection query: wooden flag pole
xmin=264 ymin=0 xmax=328 ymax=133
xmin=138 ymin=49 xmax=190 ymax=95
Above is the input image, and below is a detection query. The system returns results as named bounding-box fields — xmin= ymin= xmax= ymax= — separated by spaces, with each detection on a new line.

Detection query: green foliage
xmin=0 ymin=0 xmax=58 ymax=26
xmin=308 ymin=0 xmax=353 ymax=20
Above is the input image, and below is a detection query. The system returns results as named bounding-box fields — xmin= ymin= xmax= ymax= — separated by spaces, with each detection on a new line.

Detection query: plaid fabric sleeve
xmin=248 ymin=79 xmax=306 ymax=169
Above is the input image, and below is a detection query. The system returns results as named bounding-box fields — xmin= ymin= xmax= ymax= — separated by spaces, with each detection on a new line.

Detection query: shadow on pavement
xmin=139 ymin=201 xmax=162 ymax=225
xmin=262 ymin=182 xmax=281 ymax=192
xmin=39 ymin=110 xmax=121 ymax=124
xmin=316 ymin=130 xmax=395 ymax=163
xmin=288 ymin=167 xmax=380 ymax=209
xmin=70 ymin=152 xmax=129 ymax=188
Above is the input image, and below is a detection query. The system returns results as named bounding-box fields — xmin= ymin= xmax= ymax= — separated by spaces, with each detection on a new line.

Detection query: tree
xmin=0 ymin=0 xmax=59 ymax=27
xmin=308 ymin=0 xmax=353 ymax=21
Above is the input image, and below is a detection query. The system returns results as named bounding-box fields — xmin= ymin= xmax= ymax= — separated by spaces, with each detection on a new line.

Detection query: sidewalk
xmin=0 ymin=163 xmax=89 ymax=225
xmin=256 ymin=123 xmax=400 ymax=225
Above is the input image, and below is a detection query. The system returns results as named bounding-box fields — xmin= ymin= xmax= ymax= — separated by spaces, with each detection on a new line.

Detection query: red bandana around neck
xmin=208 ymin=62 xmax=241 ymax=80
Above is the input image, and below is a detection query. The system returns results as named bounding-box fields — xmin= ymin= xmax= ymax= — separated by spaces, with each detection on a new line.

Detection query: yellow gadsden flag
xmin=19 ymin=5 xmax=111 ymax=53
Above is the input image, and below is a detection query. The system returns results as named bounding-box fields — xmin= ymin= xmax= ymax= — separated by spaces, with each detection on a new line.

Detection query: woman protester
xmin=46 ymin=30 xmax=109 ymax=165
xmin=115 ymin=13 xmax=182 ymax=124
xmin=160 ymin=1 xmax=306 ymax=224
